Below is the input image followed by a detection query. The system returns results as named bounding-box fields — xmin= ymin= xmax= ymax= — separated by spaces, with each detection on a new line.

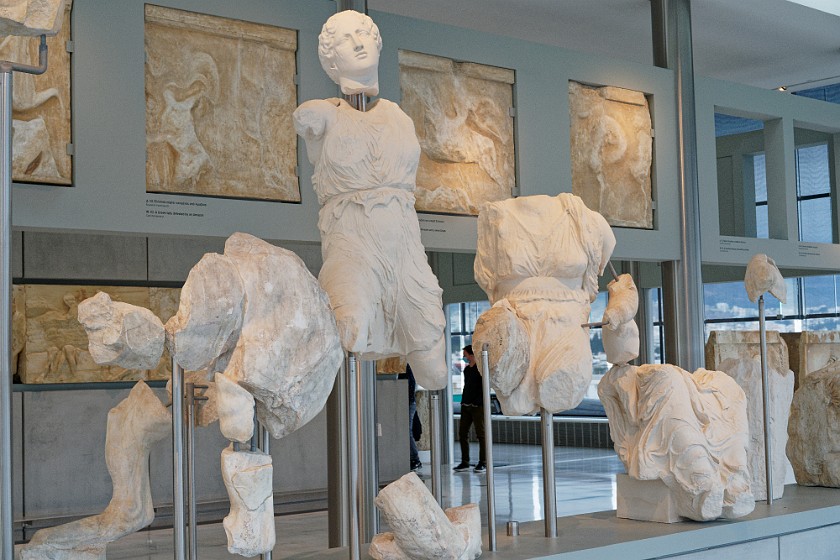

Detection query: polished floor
xmin=20 ymin=443 xmax=624 ymax=559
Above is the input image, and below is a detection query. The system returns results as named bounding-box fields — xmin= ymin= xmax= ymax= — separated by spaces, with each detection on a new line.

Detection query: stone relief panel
xmin=705 ymin=329 xmax=790 ymax=376
xmin=569 ymin=81 xmax=653 ymax=229
xmin=0 ymin=0 xmax=72 ymax=185
xmin=145 ymin=5 xmax=299 ymax=202
xmin=17 ymin=284 xmax=179 ymax=383
xmin=781 ymin=331 xmax=840 ymax=390
xmin=399 ymin=50 xmax=515 ymax=216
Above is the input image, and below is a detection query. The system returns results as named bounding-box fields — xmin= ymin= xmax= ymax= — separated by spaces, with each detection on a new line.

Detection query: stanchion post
xmin=360 ymin=360 xmax=379 ymax=540
xmin=759 ymin=295 xmax=773 ymax=505
xmin=540 ymin=408 xmax=557 ymax=537
xmin=480 ymin=344 xmax=496 ymax=551
xmin=430 ymin=391 xmax=442 ymax=504
xmin=260 ymin=421 xmax=273 ymax=560
xmin=185 ymin=383 xmax=198 ymax=560
xmin=171 ymin=360 xmax=187 ymax=560
xmin=0 ymin=63 xmax=13 ymax=560
xmin=327 ymin=362 xmax=350 ymax=548
xmin=346 ymin=354 xmax=361 ymax=560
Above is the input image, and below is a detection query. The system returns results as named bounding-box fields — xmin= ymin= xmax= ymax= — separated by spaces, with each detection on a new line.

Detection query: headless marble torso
xmin=294 ymin=97 xmax=447 ymax=388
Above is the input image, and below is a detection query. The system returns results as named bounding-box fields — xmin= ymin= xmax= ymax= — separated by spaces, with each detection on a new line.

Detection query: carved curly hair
xmin=318 ymin=11 xmax=382 ymax=84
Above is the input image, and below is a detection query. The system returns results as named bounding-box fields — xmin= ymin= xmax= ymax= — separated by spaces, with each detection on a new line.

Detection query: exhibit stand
xmin=480 ymin=344 xmax=497 ymax=551
xmin=0 ymin=35 xmax=49 ymax=560
xmin=758 ymin=294 xmax=774 ymax=505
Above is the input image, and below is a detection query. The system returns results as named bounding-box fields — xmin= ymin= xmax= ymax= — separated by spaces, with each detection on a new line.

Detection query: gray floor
xmin=19 ymin=443 xmax=624 ymax=559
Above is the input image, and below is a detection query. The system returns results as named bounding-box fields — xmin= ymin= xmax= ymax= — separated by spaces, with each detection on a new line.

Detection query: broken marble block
xmin=216 ymin=372 xmax=256 ymax=443
xmin=569 ymin=81 xmax=653 ymax=229
xmin=221 ymin=445 xmax=275 ymax=557
xmin=370 ymin=472 xmax=481 ymax=560
xmin=705 ymin=330 xmax=790 ymax=380
xmin=77 ymin=291 xmax=165 ymax=370
xmin=602 ymin=273 xmax=640 ymax=366
xmin=615 ymin=474 xmax=680 ymax=523
xmin=599 ymin=363 xmax=754 ymax=521
xmin=473 ymin=193 xmax=615 ymax=415
xmin=780 ymin=330 xmax=840 ymax=390
xmin=787 ymin=361 xmax=840 ymax=487
xmin=20 ymin=381 xmax=171 ymax=560
xmin=717 ymin=357 xmax=793 ymax=501
xmin=0 ymin=0 xmax=66 ymax=36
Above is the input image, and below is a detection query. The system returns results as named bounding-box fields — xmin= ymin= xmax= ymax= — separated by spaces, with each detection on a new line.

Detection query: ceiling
xmin=368 ymin=0 xmax=840 ymax=91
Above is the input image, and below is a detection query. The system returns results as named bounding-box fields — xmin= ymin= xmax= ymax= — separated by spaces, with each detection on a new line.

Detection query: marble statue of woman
xmin=293 ymin=10 xmax=447 ymax=390
xmin=472 ymin=193 xmax=616 ymax=415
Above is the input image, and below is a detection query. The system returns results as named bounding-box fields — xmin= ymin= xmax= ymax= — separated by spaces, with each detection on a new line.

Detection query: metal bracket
xmin=65 ymin=40 xmax=74 ymax=53
xmin=65 ymin=143 xmax=74 ymax=156
xmin=508 ymin=107 xmax=517 ymax=118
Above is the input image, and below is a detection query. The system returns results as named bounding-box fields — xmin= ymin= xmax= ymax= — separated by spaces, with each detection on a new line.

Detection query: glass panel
xmin=447 ymin=303 xmax=463 ymax=334
xmin=756 ymin=204 xmax=769 ymax=239
xmin=753 ymin=153 xmax=767 ymax=202
xmin=704 ymin=281 xmax=756 ymax=321
xmin=803 ymin=275 xmax=839 ymax=315
xmin=797 ymin=143 xmax=831 ymax=196
xmin=799 ymin=196 xmax=833 ymax=243
xmin=804 ymin=316 xmax=840 ymax=331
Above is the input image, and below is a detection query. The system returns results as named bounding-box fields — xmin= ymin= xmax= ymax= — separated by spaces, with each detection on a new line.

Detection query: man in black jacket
xmin=454 ymin=345 xmax=486 ymax=473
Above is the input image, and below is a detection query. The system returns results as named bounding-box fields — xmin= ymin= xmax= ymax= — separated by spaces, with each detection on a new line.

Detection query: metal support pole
xmin=540 ymin=408 xmax=557 ymax=538
xmin=480 ymin=345 xmax=496 ymax=551
xmin=327 ymin=362 xmax=349 ymax=548
xmin=359 ymin=360 xmax=379 ymax=540
xmin=171 ymin=361 xmax=187 ymax=560
xmin=651 ymin=0 xmax=706 ymax=372
xmin=0 ymin=65 xmax=13 ymax=560
xmin=430 ymin=392 xmax=442 ymax=504
xmin=260 ymin=422 xmax=273 ymax=560
xmin=759 ymin=295 xmax=774 ymax=504
xmin=345 ymin=354 xmax=361 ymax=560
xmin=185 ymin=383 xmax=198 ymax=560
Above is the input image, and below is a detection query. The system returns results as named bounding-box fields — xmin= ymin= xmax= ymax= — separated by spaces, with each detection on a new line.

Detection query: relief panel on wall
xmin=17 ymin=284 xmax=180 ymax=383
xmin=569 ymin=81 xmax=653 ymax=229
xmin=399 ymin=50 xmax=515 ymax=216
xmin=145 ymin=5 xmax=300 ymax=202
xmin=1 ymin=0 xmax=72 ymax=185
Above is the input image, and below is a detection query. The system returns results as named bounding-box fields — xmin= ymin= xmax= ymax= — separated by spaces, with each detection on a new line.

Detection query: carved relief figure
xmin=569 ymin=81 xmax=653 ymax=228
xmin=0 ymin=0 xmax=72 ymax=185
xmin=472 ymin=193 xmax=615 ymax=414
xmin=399 ymin=51 xmax=515 ymax=215
xmin=293 ymin=10 xmax=447 ymax=390
xmin=145 ymin=5 xmax=300 ymax=202
xmin=0 ymin=0 xmax=65 ymax=36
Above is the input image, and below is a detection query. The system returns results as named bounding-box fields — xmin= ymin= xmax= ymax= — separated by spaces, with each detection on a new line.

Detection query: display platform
xmin=287 ymin=485 xmax=840 ymax=560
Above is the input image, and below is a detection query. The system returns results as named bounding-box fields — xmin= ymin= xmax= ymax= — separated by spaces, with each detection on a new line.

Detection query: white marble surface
xmin=599 ymin=363 xmax=754 ymax=521
xmin=221 ymin=446 xmax=275 ymax=557
xmin=473 ymin=193 xmax=615 ymax=415
xmin=0 ymin=0 xmax=66 ymax=36
xmin=744 ymin=253 xmax=786 ymax=303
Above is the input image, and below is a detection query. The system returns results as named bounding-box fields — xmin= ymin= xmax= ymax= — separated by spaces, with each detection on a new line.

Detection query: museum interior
xmin=3 ymin=0 xmax=840 ymax=559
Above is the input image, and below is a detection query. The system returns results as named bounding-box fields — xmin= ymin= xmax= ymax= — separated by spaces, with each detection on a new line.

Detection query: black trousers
xmin=459 ymin=405 xmax=486 ymax=463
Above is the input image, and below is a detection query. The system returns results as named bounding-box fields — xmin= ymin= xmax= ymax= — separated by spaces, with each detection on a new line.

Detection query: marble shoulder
xmin=293 ymin=98 xmax=341 ymax=138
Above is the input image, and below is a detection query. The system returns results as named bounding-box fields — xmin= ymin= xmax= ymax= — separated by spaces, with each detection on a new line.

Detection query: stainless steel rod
xmin=346 ymin=354 xmax=361 ymax=560
xmin=360 ymin=360 xmax=379 ymax=540
xmin=430 ymin=391 xmax=442 ymax=504
xmin=327 ymin=362 xmax=350 ymax=548
xmin=759 ymin=295 xmax=774 ymax=505
xmin=540 ymin=409 xmax=557 ymax=538
xmin=260 ymin=422 xmax=273 ymax=560
xmin=480 ymin=345 xmax=496 ymax=551
xmin=171 ymin=360 xmax=186 ymax=560
xmin=185 ymin=383 xmax=198 ymax=560
xmin=0 ymin=66 xmax=13 ymax=560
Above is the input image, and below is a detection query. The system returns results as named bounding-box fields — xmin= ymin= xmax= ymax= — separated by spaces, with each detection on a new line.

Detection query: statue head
xmin=318 ymin=10 xmax=382 ymax=96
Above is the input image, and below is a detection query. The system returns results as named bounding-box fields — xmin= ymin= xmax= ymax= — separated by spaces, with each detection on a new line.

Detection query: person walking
xmin=454 ymin=345 xmax=486 ymax=473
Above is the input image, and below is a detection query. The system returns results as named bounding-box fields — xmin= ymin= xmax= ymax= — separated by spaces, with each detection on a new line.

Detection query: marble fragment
xmin=216 ymin=372 xmax=255 ymax=443
xmin=744 ymin=253 xmax=786 ymax=303
xmin=599 ymin=363 xmax=754 ymax=521
xmin=12 ymin=284 xmax=24 ymax=375
xmin=145 ymin=5 xmax=300 ymax=202
xmin=780 ymin=330 xmax=840 ymax=390
xmin=20 ymin=381 xmax=171 ymax=560
xmin=473 ymin=193 xmax=615 ymax=415
xmin=602 ymin=273 xmax=640 ymax=366
xmin=217 ymin=232 xmax=343 ymax=439
xmin=787 ymin=361 xmax=840 ymax=487
xmin=77 ymin=291 xmax=165 ymax=370
xmin=0 ymin=0 xmax=65 ymax=36
xmin=295 ymin=11 xmax=447 ymax=390
xmin=399 ymin=50 xmax=515 ymax=215
xmin=165 ymin=252 xmax=245 ymax=372
xmin=3 ymin=1 xmax=72 ymax=184
xmin=21 ymin=285 xmax=172 ymax=383
xmin=221 ymin=445 xmax=275 ymax=557
xmin=716 ymin=357 xmax=793 ymax=501
xmin=705 ymin=330 xmax=790 ymax=380
xmin=569 ymin=81 xmax=653 ymax=229
xmin=370 ymin=472 xmax=481 ymax=560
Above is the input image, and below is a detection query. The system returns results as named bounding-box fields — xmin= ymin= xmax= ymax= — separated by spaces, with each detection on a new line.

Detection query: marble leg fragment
xmin=221 ymin=445 xmax=275 ymax=557
xmin=370 ymin=472 xmax=481 ymax=560
xmin=20 ymin=381 xmax=171 ymax=560
xmin=472 ymin=299 xmax=529 ymax=397
xmin=215 ymin=372 xmax=255 ymax=443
